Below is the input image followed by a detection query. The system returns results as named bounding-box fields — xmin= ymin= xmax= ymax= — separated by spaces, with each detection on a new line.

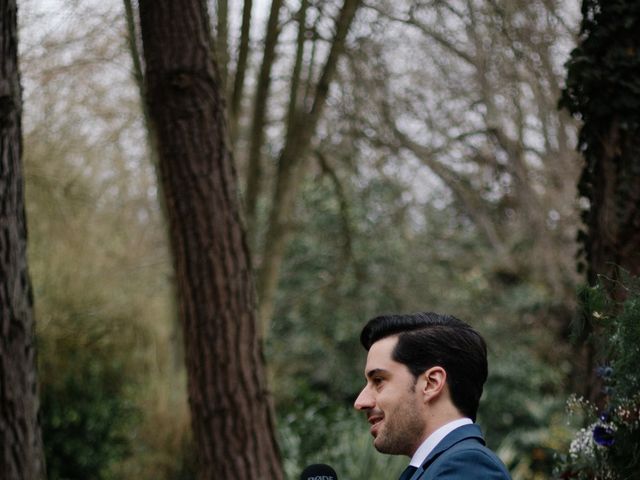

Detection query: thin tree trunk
xmin=229 ymin=0 xmax=253 ymax=141
xmin=216 ymin=0 xmax=229 ymax=91
xmin=285 ymin=0 xmax=308 ymax=137
xmin=0 ymin=1 xmax=46 ymax=478
xmin=137 ymin=1 xmax=283 ymax=478
xmin=257 ymin=0 xmax=361 ymax=331
xmin=244 ymin=0 xmax=284 ymax=233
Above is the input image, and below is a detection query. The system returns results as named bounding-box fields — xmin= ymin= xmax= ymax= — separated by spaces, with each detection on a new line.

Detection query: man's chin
xmin=374 ymin=434 xmax=414 ymax=457
xmin=373 ymin=435 xmax=391 ymax=454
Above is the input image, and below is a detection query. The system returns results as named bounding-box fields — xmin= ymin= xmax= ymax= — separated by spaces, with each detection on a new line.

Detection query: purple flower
xmin=596 ymin=366 xmax=613 ymax=378
xmin=592 ymin=425 xmax=615 ymax=447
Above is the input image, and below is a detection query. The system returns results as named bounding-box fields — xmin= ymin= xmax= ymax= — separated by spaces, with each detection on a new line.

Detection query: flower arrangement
xmin=556 ymin=281 xmax=640 ymax=479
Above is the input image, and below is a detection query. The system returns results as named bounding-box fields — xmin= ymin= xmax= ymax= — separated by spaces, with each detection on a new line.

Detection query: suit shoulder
xmin=424 ymin=439 xmax=511 ymax=479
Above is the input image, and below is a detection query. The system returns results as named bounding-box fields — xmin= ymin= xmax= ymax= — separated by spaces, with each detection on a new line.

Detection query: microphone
xmin=299 ymin=463 xmax=338 ymax=480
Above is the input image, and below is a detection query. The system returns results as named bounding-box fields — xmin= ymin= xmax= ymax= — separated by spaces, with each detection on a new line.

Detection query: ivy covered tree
xmin=561 ymin=0 xmax=640 ymax=292
xmin=558 ymin=1 xmax=640 ymax=478
xmin=560 ymin=0 xmax=640 ymax=401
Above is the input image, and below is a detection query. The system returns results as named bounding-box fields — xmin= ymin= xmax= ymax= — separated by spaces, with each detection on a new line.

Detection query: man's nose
xmin=354 ymin=385 xmax=374 ymax=410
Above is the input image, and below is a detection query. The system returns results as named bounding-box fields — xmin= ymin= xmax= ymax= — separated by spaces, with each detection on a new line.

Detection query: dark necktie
xmin=399 ymin=465 xmax=418 ymax=480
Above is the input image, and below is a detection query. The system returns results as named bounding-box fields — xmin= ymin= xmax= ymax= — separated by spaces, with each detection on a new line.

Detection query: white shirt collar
xmin=409 ymin=418 xmax=473 ymax=467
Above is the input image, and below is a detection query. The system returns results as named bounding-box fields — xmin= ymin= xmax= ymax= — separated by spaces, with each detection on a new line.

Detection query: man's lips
xmin=367 ymin=413 xmax=384 ymax=436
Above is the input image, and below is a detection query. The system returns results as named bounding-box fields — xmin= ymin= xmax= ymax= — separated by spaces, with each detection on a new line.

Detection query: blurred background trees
xmin=20 ymin=2 xmax=187 ymax=477
xmin=11 ymin=0 xmax=606 ymax=478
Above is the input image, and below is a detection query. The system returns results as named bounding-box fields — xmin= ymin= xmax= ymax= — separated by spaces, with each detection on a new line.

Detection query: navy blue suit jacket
xmin=407 ymin=424 xmax=511 ymax=479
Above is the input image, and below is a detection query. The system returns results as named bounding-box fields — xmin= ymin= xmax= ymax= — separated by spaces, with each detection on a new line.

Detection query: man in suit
xmin=354 ymin=312 xmax=511 ymax=479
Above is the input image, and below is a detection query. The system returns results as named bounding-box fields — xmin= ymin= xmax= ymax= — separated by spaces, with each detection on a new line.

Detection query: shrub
xmin=556 ymin=281 xmax=640 ymax=479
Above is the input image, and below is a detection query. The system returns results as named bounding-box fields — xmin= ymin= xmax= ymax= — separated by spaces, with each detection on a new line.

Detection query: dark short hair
xmin=360 ymin=312 xmax=488 ymax=421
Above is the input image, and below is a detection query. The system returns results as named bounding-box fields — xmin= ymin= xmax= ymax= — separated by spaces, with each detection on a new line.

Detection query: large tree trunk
xmin=561 ymin=0 xmax=640 ymax=402
xmin=137 ymin=1 xmax=283 ymax=478
xmin=584 ymin=119 xmax=640 ymax=292
xmin=0 ymin=1 xmax=46 ymax=478
xmin=562 ymin=2 xmax=640 ymax=290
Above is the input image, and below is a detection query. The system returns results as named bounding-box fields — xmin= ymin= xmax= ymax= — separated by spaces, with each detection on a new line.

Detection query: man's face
xmin=354 ymin=335 xmax=427 ymax=457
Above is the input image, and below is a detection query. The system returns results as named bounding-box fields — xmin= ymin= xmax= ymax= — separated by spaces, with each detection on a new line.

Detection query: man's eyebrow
xmin=366 ymin=368 xmax=388 ymax=379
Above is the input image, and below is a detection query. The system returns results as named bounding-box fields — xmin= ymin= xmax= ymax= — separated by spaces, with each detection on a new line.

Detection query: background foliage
xmin=556 ymin=281 xmax=640 ymax=479
xmin=16 ymin=0 xmax=591 ymax=478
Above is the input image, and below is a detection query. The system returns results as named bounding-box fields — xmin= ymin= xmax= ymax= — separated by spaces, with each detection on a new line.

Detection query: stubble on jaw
xmin=374 ymin=379 xmax=424 ymax=456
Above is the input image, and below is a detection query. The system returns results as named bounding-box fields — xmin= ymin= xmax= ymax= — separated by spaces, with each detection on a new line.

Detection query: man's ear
xmin=421 ymin=366 xmax=447 ymax=402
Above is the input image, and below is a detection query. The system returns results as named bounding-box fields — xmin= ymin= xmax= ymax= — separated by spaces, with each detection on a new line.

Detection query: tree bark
xmin=137 ymin=1 xmax=283 ymax=478
xmin=586 ymin=119 xmax=640 ymax=292
xmin=0 ymin=1 xmax=46 ymax=478
xmin=123 ymin=0 xmax=185 ymax=372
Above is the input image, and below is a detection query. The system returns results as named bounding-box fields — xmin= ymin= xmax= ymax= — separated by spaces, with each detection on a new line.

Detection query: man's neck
xmin=409 ymin=417 xmax=473 ymax=467
xmin=423 ymin=411 xmax=467 ymax=442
